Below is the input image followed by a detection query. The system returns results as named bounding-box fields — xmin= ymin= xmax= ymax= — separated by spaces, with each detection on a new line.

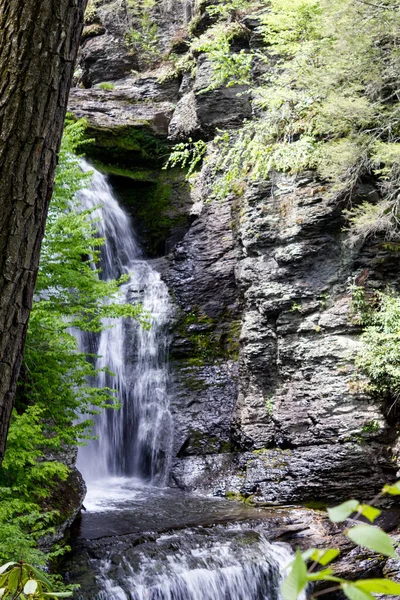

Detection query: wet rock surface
xmin=62 ymin=485 xmax=400 ymax=600
xmin=66 ymin=0 xmax=400 ymax=509
xmin=166 ymin=174 xmax=398 ymax=502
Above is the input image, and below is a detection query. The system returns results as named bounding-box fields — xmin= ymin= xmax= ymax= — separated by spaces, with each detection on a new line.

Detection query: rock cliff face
xmin=68 ymin=0 xmax=399 ymax=505
xmin=169 ymin=174 xmax=397 ymax=504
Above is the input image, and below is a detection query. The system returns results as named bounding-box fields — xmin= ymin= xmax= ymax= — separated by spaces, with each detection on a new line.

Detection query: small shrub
xmin=98 ymin=82 xmax=115 ymax=91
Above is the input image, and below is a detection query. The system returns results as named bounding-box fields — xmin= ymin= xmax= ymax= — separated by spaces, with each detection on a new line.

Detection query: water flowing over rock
xmin=93 ymin=527 xmax=292 ymax=600
xmin=63 ymin=166 xmax=303 ymax=600
xmin=67 ymin=1 xmax=399 ymax=503
xmin=76 ymin=162 xmax=173 ymax=483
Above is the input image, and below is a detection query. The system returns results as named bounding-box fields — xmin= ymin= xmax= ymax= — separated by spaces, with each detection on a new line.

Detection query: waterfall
xmin=68 ymin=164 xmax=301 ymax=600
xmin=76 ymin=161 xmax=173 ymax=484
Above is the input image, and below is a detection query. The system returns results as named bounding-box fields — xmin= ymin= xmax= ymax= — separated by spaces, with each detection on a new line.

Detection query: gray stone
xmin=168 ymin=91 xmax=201 ymax=140
xmin=69 ymin=77 xmax=179 ymax=135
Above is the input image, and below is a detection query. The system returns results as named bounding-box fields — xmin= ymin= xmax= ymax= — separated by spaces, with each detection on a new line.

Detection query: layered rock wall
xmin=68 ymin=0 xmax=399 ymax=505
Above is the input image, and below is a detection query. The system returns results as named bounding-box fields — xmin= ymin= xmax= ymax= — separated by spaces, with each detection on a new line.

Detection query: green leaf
xmin=7 ymin=567 xmax=21 ymax=592
xmin=355 ymin=578 xmax=400 ymax=595
xmin=42 ymin=593 xmax=73 ymax=598
xmin=312 ymin=548 xmax=340 ymax=566
xmin=383 ymin=481 xmax=400 ymax=495
xmin=342 ymin=583 xmax=374 ymax=600
xmin=328 ymin=500 xmax=359 ymax=523
xmin=358 ymin=504 xmax=381 ymax=523
xmin=301 ymin=548 xmax=317 ymax=561
xmin=0 ymin=563 xmax=16 ymax=575
xmin=28 ymin=565 xmax=53 ymax=589
xmin=24 ymin=580 xmax=38 ymax=595
xmin=281 ymin=549 xmax=308 ymax=600
xmin=346 ymin=525 xmax=396 ymax=558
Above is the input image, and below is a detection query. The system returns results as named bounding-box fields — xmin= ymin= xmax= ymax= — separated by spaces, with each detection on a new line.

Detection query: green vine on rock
xmin=164 ymin=138 xmax=208 ymax=177
xmin=125 ymin=0 xmax=160 ymax=68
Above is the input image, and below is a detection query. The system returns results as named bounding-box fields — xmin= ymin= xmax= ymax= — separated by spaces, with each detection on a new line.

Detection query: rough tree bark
xmin=0 ymin=0 xmax=88 ymax=463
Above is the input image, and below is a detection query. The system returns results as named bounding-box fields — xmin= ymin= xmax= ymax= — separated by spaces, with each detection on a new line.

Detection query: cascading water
xmin=76 ymin=161 xmax=173 ymax=484
xmin=67 ymin=163 xmax=302 ymax=600
xmin=95 ymin=525 xmax=293 ymax=600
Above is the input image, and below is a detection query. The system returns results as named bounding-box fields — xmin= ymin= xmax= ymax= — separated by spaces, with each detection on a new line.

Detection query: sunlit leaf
xmin=358 ymin=504 xmax=381 ymax=523
xmin=301 ymin=548 xmax=340 ymax=566
xmin=315 ymin=549 xmax=340 ymax=566
xmin=281 ymin=549 xmax=308 ymax=600
xmin=342 ymin=583 xmax=374 ymax=600
xmin=328 ymin=500 xmax=359 ymax=522
xmin=24 ymin=580 xmax=38 ymax=595
xmin=346 ymin=525 xmax=396 ymax=557
xmin=356 ymin=578 xmax=400 ymax=594
xmin=383 ymin=481 xmax=400 ymax=496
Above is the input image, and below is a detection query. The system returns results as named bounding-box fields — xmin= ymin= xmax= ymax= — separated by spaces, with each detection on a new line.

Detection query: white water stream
xmin=95 ymin=526 xmax=294 ymax=600
xmin=76 ymin=161 xmax=173 ymax=485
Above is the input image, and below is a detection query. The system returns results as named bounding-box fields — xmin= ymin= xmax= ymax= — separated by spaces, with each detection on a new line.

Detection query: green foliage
xmin=350 ymin=285 xmax=400 ymax=399
xmin=193 ymin=23 xmax=253 ymax=92
xmin=0 ymin=561 xmax=73 ymax=599
xmin=205 ymin=0 xmax=256 ymax=21
xmin=361 ymin=419 xmax=380 ymax=434
xmin=347 ymin=525 xmax=396 ymax=558
xmin=158 ymin=52 xmax=196 ymax=83
xmin=264 ymin=395 xmax=274 ymax=415
xmin=327 ymin=500 xmax=360 ymax=523
xmin=0 ymin=407 xmax=67 ymax=566
xmin=182 ymin=0 xmax=400 ymax=221
xmin=98 ymin=82 xmax=115 ymax=91
xmin=125 ymin=0 xmax=160 ymax=68
xmin=164 ymin=138 xmax=208 ymax=177
xmin=290 ymin=301 xmax=302 ymax=313
xmin=281 ymin=483 xmax=400 ymax=599
xmin=0 ymin=119 xmax=144 ymax=565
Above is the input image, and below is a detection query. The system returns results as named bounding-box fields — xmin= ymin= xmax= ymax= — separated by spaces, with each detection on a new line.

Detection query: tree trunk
xmin=0 ymin=0 xmax=88 ymax=463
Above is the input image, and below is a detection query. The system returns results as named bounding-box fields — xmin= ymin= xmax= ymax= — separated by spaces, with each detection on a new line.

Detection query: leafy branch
xmin=281 ymin=482 xmax=400 ymax=600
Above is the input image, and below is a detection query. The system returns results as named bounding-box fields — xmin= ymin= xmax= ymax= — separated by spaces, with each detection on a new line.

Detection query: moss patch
xmin=92 ymin=161 xmax=161 ymax=182
xmin=304 ymin=501 xmax=328 ymax=511
xmin=226 ymin=491 xmax=255 ymax=505
xmin=87 ymin=163 xmax=190 ymax=257
xmin=84 ymin=124 xmax=169 ymax=169
xmin=109 ymin=174 xmax=187 ymax=256
xmin=180 ymin=429 xmax=232 ymax=455
xmin=174 ymin=309 xmax=242 ymax=364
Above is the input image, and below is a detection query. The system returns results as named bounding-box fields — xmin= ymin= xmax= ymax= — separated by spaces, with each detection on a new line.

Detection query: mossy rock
xmin=178 ymin=429 xmax=232 ymax=456
xmin=226 ymin=491 xmax=255 ymax=505
xmin=89 ymin=162 xmax=191 ymax=257
xmin=84 ymin=124 xmax=169 ymax=169
xmin=81 ymin=23 xmax=106 ymax=41
xmin=173 ymin=309 xmax=242 ymax=363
